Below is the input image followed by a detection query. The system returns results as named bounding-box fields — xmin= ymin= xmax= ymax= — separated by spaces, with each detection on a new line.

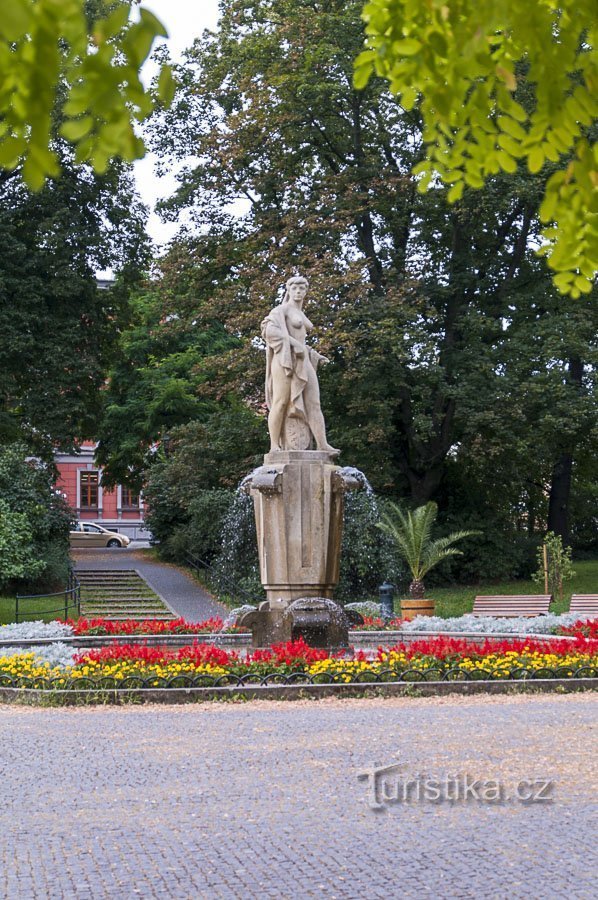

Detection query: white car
xmin=69 ymin=522 xmax=131 ymax=548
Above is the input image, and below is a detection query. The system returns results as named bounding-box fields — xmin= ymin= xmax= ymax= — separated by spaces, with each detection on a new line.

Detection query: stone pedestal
xmin=238 ymin=450 xmax=363 ymax=647
xmin=251 ymin=450 xmax=343 ymax=603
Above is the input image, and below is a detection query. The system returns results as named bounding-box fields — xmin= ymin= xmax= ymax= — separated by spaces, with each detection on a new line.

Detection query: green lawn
xmin=2 ymin=558 xmax=597 ymax=626
xmin=0 ymin=594 xmax=79 ymax=626
xmin=422 ymin=559 xmax=598 ymax=619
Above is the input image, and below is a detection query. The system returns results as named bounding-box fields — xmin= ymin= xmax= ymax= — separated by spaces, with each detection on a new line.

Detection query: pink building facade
xmin=54 ymin=441 xmax=150 ymax=540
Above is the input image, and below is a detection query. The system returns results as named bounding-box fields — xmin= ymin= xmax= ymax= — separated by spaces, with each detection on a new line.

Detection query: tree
xmin=377 ymin=501 xmax=476 ymax=598
xmin=355 ymin=0 xmax=597 ymax=297
xmin=143 ymin=0 xmax=596 ymax=572
xmin=0 ymin=0 xmax=174 ymax=189
xmin=0 ymin=443 xmax=72 ymax=590
xmin=0 ymin=138 xmax=149 ymax=457
xmin=95 ymin=237 xmax=253 ymax=489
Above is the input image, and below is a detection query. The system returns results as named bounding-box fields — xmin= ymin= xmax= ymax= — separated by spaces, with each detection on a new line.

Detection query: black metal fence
xmin=15 ymin=568 xmax=81 ymax=623
xmin=0 ymin=664 xmax=596 ymax=691
xmin=184 ymin=551 xmax=262 ymax=606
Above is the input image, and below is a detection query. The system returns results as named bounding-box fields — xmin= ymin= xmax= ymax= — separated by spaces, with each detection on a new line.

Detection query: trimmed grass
xmin=0 ymin=594 xmax=79 ymax=626
xmin=3 ymin=559 xmax=596 ymax=626
xmin=422 ymin=559 xmax=598 ymax=619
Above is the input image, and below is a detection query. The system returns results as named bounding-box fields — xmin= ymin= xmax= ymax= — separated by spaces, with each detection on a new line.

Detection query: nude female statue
xmin=261 ymin=276 xmax=339 ymax=453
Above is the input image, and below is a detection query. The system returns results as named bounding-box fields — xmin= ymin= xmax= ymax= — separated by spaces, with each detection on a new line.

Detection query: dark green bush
xmin=0 ymin=443 xmax=71 ymax=592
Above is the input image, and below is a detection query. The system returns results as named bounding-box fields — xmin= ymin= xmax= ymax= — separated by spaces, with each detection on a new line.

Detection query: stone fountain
xmin=238 ymin=275 xmax=363 ymax=648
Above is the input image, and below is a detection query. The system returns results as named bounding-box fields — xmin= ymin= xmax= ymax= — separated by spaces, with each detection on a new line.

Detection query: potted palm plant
xmin=377 ymin=502 xmax=477 ymax=619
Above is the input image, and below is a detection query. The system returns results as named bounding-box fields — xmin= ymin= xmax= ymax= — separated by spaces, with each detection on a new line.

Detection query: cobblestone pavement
xmin=1 ymin=693 xmax=596 ymax=899
xmin=72 ymin=549 xmax=225 ymax=622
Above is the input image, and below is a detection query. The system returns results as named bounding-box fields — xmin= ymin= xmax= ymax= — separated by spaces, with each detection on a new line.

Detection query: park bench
xmin=471 ymin=595 xmax=552 ymax=617
xmin=569 ymin=595 xmax=598 ymax=619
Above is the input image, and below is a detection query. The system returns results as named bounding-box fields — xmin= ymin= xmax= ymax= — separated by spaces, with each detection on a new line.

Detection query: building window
xmin=80 ymin=471 xmax=99 ymax=510
xmin=121 ymin=486 xmax=139 ymax=509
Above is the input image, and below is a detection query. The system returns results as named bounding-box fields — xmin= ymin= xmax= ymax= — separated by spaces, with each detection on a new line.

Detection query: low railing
xmin=184 ymin=551 xmax=262 ymax=606
xmin=0 ymin=664 xmax=596 ymax=691
xmin=15 ymin=568 xmax=81 ymax=623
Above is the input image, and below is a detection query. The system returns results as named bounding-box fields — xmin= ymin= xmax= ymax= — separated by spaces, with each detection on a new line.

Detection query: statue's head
xmin=283 ymin=275 xmax=309 ymax=306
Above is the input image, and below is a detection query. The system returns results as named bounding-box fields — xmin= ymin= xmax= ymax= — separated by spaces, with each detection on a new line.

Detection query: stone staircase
xmin=76 ymin=569 xmax=175 ymax=621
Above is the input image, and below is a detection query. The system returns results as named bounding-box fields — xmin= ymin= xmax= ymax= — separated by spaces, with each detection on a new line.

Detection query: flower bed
xmin=556 ymin=619 xmax=598 ymax=639
xmin=400 ymin=612 xmax=584 ymax=635
xmin=1 ymin=636 xmax=596 ymax=690
xmin=66 ymin=617 xmax=249 ymax=636
xmin=67 ymin=616 xmax=404 ymax=635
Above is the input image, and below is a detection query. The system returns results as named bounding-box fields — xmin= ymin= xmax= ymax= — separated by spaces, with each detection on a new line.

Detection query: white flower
xmin=0 ymin=620 xmax=74 ymax=641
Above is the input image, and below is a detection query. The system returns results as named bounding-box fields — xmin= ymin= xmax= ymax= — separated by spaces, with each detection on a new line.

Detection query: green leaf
xmin=0 ymin=1 xmax=32 ymax=41
xmin=553 ymin=272 xmax=573 ymax=291
xmin=496 ymin=150 xmax=517 ymax=173
xmin=140 ymin=8 xmax=169 ymax=39
xmin=447 ymin=181 xmax=464 ymax=202
xmin=498 ymin=117 xmax=526 ymax=142
xmin=392 ymin=38 xmax=422 ymax=56
xmin=401 ymin=86 xmax=417 ymax=110
xmin=353 ymin=63 xmax=372 ymax=90
xmin=0 ymin=136 xmax=25 ymax=168
xmin=574 ymin=275 xmax=593 ymax=294
xmin=60 ymin=116 xmax=94 ymax=141
xmin=427 ymin=31 xmax=448 ymax=57
xmin=157 ymin=65 xmax=176 ymax=105
xmin=497 ymin=134 xmax=520 ymax=157
xmin=528 ymin=146 xmax=545 ymax=173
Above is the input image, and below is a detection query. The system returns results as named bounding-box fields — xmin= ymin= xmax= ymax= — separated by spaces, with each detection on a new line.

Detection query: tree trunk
xmin=547 ymin=356 xmax=583 ymax=545
xmin=547 ymin=452 xmax=573 ymax=544
xmin=409 ymin=580 xmax=425 ymax=599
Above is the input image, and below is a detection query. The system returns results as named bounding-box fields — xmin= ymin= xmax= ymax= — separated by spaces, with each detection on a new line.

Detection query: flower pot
xmin=400 ymin=598 xmax=435 ymax=621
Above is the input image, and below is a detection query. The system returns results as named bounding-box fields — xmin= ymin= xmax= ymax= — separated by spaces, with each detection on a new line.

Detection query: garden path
xmin=72 ymin=548 xmax=226 ymax=622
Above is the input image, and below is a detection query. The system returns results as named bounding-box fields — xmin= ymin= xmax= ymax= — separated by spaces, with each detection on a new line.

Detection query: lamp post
xmin=379 ymin=581 xmax=395 ymax=621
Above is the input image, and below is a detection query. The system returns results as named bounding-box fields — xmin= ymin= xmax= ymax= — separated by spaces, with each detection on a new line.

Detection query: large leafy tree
xmin=145 ymin=0 xmax=595 ymax=554
xmin=0 ymin=0 xmax=174 ymax=188
xmin=0 ymin=143 xmax=148 ymax=457
xmin=355 ymin=0 xmax=597 ymax=297
xmin=97 ymin=239 xmax=255 ymax=486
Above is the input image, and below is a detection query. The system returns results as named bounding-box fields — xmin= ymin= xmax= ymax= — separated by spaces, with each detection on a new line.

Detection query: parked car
xmin=69 ymin=522 xmax=131 ymax=549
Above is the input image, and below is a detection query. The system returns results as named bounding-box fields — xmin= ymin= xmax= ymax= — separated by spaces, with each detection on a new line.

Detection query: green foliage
xmin=96 ymin=246 xmax=245 ymax=489
xmin=0 ymin=443 xmax=71 ymax=591
xmin=356 ymin=0 xmax=598 ymax=296
xmin=0 ymin=0 xmax=174 ymax=188
xmin=0 ymin=141 xmax=148 ymax=456
xmin=337 ymin=493 xmax=405 ymax=601
xmin=142 ymin=408 xmax=264 ymax=558
xmin=0 ymin=500 xmax=44 ymax=587
xmin=377 ymin=501 xmax=477 ymax=585
xmin=139 ymin=0 xmax=596 ymax=577
xmin=533 ymin=531 xmax=576 ymax=601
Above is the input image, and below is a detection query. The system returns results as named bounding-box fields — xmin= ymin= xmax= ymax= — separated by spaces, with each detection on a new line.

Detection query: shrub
xmin=533 ymin=532 xmax=575 ymax=601
xmin=0 ymin=444 xmax=71 ymax=592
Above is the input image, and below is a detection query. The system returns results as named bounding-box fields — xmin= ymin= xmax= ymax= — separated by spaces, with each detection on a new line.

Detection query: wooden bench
xmin=471 ymin=595 xmax=552 ymax=617
xmin=569 ymin=595 xmax=598 ymax=619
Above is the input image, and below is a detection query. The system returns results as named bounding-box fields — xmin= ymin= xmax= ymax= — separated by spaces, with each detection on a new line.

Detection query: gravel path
xmin=1 ymin=693 xmax=595 ymax=898
xmin=72 ymin=549 xmax=226 ymax=622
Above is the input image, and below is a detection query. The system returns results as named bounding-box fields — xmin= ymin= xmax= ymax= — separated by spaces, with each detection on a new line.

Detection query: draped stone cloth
xmin=261 ymin=304 xmax=319 ymax=422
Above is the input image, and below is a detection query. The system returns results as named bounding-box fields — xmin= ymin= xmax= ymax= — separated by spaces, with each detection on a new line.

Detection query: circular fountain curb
xmin=0 ymin=677 xmax=596 ymax=706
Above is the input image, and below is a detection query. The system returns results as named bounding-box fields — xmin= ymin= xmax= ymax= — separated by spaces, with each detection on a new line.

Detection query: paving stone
xmin=0 ymin=694 xmax=595 ymax=899
xmin=72 ymin=548 xmax=225 ymax=621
